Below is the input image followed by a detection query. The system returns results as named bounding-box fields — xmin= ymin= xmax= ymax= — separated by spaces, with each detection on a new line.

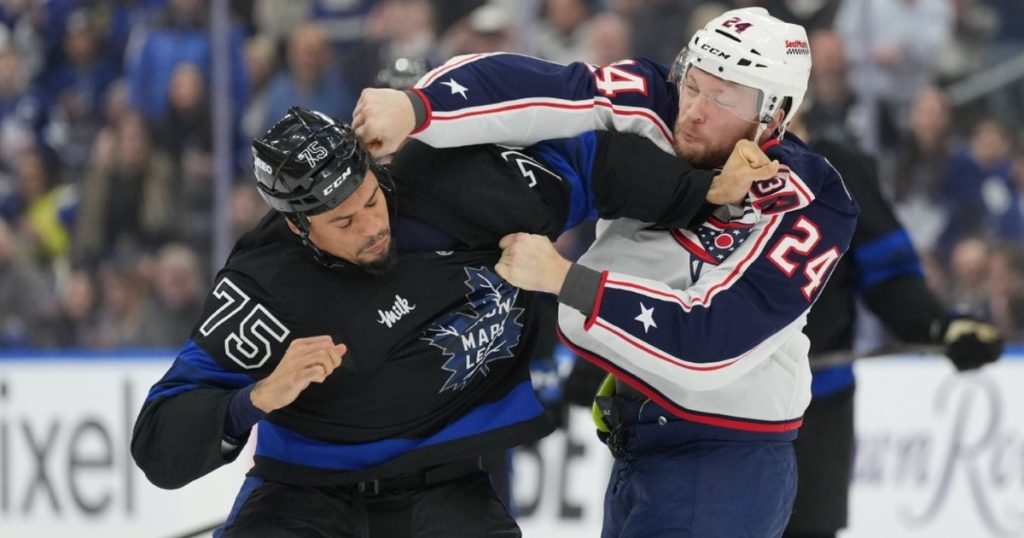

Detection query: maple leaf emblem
xmin=422 ymin=266 xmax=525 ymax=392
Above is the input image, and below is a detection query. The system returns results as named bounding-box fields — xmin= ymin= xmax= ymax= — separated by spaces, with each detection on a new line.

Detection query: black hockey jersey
xmin=131 ymin=132 xmax=719 ymax=488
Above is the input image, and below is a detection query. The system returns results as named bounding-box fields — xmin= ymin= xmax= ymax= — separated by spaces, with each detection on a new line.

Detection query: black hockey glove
xmin=940 ymin=317 xmax=1004 ymax=371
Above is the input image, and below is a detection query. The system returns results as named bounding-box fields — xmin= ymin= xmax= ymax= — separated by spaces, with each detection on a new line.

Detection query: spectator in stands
xmin=126 ymin=0 xmax=247 ymax=123
xmin=883 ymin=86 xmax=956 ymax=252
xmin=938 ymin=118 xmax=1024 ymax=253
xmin=261 ymin=22 xmax=355 ymax=131
xmin=0 ymin=48 xmax=41 ymax=171
xmin=988 ymin=242 xmax=1024 ymax=341
xmin=802 ymin=28 xmax=861 ymax=147
xmin=343 ymin=0 xmax=439 ymax=93
xmin=835 ymin=0 xmax=953 ymax=147
xmin=10 ymin=146 xmax=71 ymax=266
xmin=74 ymin=112 xmax=176 ymax=266
xmin=444 ymin=2 xmax=517 ymax=56
xmin=93 ymin=256 xmax=154 ymax=347
xmin=532 ymin=0 xmax=594 ymax=64
xmin=586 ymin=11 xmax=631 ymax=66
xmin=240 ymin=35 xmax=277 ymax=139
xmin=0 ymin=216 xmax=58 ymax=347
xmin=54 ymin=269 xmax=99 ymax=348
xmin=137 ymin=242 xmax=205 ymax=347
xmin=946 ymin=236 xmax=991 ymax=313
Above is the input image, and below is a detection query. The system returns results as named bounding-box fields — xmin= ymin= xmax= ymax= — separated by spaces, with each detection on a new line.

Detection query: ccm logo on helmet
xmin=323 ymin=166 xmax=353 ymax=196
xmin=699 ymin=43 xmax=731 ymax=60
xmin=298 ymin=141 xmax=330 ymax=168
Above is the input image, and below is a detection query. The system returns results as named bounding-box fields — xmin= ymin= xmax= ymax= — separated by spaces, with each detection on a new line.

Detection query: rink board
xmin=0 ymin=351 xmax=1021 ymax=537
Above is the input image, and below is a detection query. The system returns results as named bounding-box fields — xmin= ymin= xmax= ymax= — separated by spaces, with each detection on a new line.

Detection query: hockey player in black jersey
xmin=130 ymin=106 xmax=776 ymax=537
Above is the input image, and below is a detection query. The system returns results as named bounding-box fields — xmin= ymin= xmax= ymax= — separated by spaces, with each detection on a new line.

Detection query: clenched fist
xmin=250 ymin=335 xmax=347 ymax=413
xmin=707 ymin=139 xmax=780 ymax=206
xmin=496 ymin=233 xmax=572 ymax=294
xmin=352 ymin=88 xmax=416 ymax=159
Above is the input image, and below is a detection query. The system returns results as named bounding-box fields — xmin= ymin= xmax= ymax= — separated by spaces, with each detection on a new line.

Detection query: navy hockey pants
xmin=600 ymin=400 xmax=798 ymax=537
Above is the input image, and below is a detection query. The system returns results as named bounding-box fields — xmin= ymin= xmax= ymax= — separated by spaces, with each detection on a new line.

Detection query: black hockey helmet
xmin=252 ymin=106 xmax=370 ymax=218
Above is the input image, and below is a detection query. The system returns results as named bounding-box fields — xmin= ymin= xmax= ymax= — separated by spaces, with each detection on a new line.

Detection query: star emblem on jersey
xmin=441 ymin=78 xmax=469 ymax=99
xmin=421 ymin=266 xmax=524 ymax=392
xmin=635 ymin=303 xmax=657 ymax=334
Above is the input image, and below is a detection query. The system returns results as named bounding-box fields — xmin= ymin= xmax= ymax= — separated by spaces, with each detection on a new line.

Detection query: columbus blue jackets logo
xmin=672 ymin=209 xmax=757 ymax=281
xmin=422 ymin=266 xmax=525 ymax=392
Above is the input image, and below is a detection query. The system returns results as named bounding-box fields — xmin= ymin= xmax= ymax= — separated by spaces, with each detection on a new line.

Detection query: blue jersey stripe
xmin=810 ymin=364 xmax=856 ymax=397
xmin=145 ymin=340 xmax=254 ymax=402
xmin=254 ymin=381 xmax=543 ymax=470
xmin=528 ymin=132 xmax=599 ymax=230
xmin=853 ymin=229 xmax=923 ymax=291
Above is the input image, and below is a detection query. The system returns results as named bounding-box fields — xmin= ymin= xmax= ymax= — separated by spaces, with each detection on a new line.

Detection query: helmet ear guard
xmin=671 ymin=7 xmax=811 ymax=139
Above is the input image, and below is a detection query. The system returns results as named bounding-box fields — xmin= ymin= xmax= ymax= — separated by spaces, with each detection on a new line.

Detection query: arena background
xmin=1 ymin=0 xmax=1023 ymax=536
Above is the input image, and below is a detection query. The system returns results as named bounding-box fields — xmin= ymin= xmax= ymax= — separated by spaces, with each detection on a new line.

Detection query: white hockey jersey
xmin=410 ymin=53 xmax=859 ymax=438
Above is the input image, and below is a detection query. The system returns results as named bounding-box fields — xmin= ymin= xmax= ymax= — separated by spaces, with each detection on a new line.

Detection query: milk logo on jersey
xmin=421 ymin=266 xmax=524 ymax=393
xmin=377 ymin=294 xmax=416 ymax=328
xmin=297 ymin=141 xmax=329 ymax=168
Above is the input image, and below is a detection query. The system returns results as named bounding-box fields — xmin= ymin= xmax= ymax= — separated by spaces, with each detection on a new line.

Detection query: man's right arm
xmin=354 ymin=53 xmax=678 ymax=157
xmin=130 ymin=273 xmax=343 ymax=489
xmin=529 ymin=131 xmax=778 ymax=231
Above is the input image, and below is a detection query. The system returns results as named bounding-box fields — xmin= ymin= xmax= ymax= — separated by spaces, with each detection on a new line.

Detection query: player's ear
xmin=284 ymin=215 xmax=303 ymax=236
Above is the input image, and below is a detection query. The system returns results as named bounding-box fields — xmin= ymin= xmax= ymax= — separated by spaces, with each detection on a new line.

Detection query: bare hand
xmin=496 ymin=233 xmax=572 ymax=294
xmin=706 ymin=139 xmax=780 ymax=205
xmin=352 ymin=88 xmax=416 ymax=159
xmin=250 ymin=335 xmax=347 ymax=413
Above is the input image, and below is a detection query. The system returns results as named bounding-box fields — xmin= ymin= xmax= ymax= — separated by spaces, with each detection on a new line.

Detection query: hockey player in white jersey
xmin=354 ymin=7 xmax=858 ymax=537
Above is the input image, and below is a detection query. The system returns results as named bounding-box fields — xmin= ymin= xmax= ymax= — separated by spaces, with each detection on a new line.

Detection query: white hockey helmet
xmin=669 ymin=7 xmax=811 ymax=137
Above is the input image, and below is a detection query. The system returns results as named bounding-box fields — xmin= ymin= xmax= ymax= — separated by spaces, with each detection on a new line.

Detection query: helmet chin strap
xmin=286 ymin=162 xmax=399 ymax=273
xmin=287 ymin=214 xmax=352 ymax=271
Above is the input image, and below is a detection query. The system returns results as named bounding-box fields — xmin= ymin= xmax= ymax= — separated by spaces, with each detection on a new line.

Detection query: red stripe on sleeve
xmin=583 ymin=270 xmax=609 ymax=331
xmin=409 ymin=87 xmax=432 ymax=135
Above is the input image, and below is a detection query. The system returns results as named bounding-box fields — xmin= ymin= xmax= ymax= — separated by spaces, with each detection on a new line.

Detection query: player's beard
xmin=673 ymin=121 xmax=760 ymax=169
xmin=358 ymin=230 xmax=398 ymax=275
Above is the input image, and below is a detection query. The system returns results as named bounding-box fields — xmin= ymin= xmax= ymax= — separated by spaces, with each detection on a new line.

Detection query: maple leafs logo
xmin=421 ymin=266 xmax=524 ymax=393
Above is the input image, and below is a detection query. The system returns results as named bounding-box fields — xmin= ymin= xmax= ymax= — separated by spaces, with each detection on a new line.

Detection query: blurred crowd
xmin=0 ymin=0 xmax=1022 ymax=349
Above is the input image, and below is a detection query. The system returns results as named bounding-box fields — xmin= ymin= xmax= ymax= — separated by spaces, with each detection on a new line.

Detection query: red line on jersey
xmin=670 ymin=228 xmax=717 ymax=264
xmin=592 ymin=318 xmax=740 ymax=370
xmin=419 ymin=54 xmax=482 ymax=87
xmin=432 ymin=99 xmax=674 ymax=146
xmin=593 ymin=99 xmax=673 ymax=143
xmin=607 ymin=214 xmax=782 ymax=308
xmin=584 ymin=270 xmax=609 ymax=331
xmin=706 ymin=215 xmax=752 ymax=230
xmin=559 ymin=331 xmax=804 ymax=433
xmin=409 ymin=87 xmax=433 ymax=135
xmin=700 ymin=214 xmax=781 ymax=298
xmin=760 ymin=138 xmax=781 ymax=152
xmin=787 ymin=168 xmax=814 ymax=203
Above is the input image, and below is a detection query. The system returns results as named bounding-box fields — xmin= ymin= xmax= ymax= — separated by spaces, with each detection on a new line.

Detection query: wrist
xmin=249 ymin=381 xmax=276 ymax=413
xmin=549 ymin=258 xmax=573 ymax=295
